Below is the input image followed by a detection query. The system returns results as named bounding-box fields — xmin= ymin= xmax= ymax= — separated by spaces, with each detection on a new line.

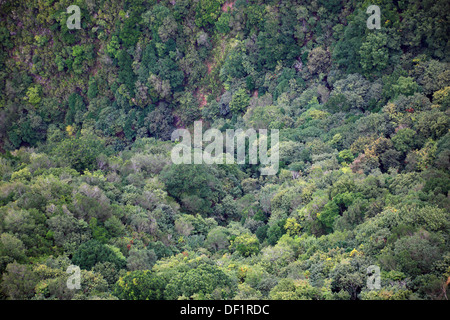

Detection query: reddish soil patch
xmin=194 ymin=88 xmax=208 ymax=109
xmin=222 ymin=1 xmax=235 ymax=12
xmin=198 ymin=92 xmax=208 ymax=108
xmin=207 ymin=61 xmax=213 ymax=75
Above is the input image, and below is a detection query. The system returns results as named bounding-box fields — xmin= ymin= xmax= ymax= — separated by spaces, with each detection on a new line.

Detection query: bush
xmin=165 ymin=264 xmax=235 ymax=300
xmin=72 ymin=240 xmax=126 ymax=270
xmin=230 ymin=233 xmax=260 ymax=257
xmin=114 ymin=270 xmax=166 ymax=300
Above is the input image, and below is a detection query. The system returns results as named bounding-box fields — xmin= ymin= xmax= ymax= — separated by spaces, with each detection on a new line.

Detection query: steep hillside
xmin=0 ymin=0 xmax=449 ymax=300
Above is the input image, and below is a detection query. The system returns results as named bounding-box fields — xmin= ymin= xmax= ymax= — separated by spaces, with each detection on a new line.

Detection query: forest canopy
xmin=0 ymin=0 xmax=449 ymax=301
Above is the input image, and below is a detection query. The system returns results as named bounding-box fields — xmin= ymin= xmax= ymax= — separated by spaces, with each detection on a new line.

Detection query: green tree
xmin=216 ymin=12 xmax=231 ymax=34
xmin=391 ymin=77 xmax=419 ymax=98
xmin=392 ymin=128 xmax=417 ymax=153
xmin=330 ymin=257 xmax=371 ymax=300
xmin=160 ymin=164 xmax=224 ymax=215
xmin=72 ymin=240 xmax=126 ymax=270
xmin=206 ymin=227 xmax=229 ymax=252
xmin=229 ymin=88 xmax=250 ymax=114
xmin=307 ymin=46 xmax=331 ymax=75
xmin=87 ymin=77 xmax=99 ymax=100
xmin=165 ymin=263 xmax=235 ymax=300
xmin=126 ymin=249 xmax=157 ymax=271
xmin=359 ymin=32 xmax=389 ymax=75
xmin=65 ymin=93 xmax=85 ymax=125
xmin=0 ymin=233 xmax=27 ymax=274
xmin=332 ymin=9 xmax=366 ymax=73
xmin=317 ymin=201 xmax=340 ymax=232
xmin=25 ymin=85 xmax=42 ymax=106
xmin=230 ymin=233 xmax=260 ymax=257
xmin=1 ymin=262 xmax=38 ymax=299
xmin=114 ymin=270 xmax=166 ymax=300
xmin=390 ymin=231 xmax=442 ymax=277
xmin=267 ymin=220 xmax=286 ymax=246
xmin=195 ymin=0 xmax=224 ymax=28
xmin=52 ymin=131 xmax=105 ymax=173
xmin=47 ymin=214 xmax=92 ymax=254
xmin=338 ymin=150 xmax=354 ymax=163
xmin=107 ymin=35 xmax=120 ymax=59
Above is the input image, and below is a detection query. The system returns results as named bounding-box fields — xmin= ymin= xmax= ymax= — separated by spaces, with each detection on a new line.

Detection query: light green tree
xmin=359 ymin=33 xmax=389 ymax=74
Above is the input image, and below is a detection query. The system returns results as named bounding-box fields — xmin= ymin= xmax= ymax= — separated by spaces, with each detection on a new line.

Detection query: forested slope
xmin=0 ymin=0 xmax=449 ymax=300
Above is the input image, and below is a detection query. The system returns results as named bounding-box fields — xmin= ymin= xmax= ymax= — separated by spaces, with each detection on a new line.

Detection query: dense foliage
xmin=0 ymin=0 xmax=449 ymax=300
